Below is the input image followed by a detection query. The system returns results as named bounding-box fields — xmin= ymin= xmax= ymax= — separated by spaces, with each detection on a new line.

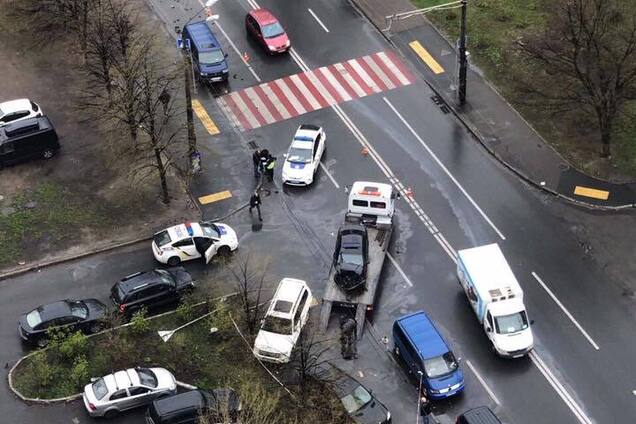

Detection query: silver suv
xmin=83 ymin=367 xmax=177 ymax=418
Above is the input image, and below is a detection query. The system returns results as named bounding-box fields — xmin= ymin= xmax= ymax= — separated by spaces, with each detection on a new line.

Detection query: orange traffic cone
xmin=243 ymin=52 xmax=250 ymax=62
xmin=405 ymin=186 xmax=414 ymax=199
xmin=361 ymin=146 xmax=369 ymax=156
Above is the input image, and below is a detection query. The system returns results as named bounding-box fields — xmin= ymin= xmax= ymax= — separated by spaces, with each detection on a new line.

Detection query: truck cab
xmin=346 ymin=181 xmax=395 ymax=227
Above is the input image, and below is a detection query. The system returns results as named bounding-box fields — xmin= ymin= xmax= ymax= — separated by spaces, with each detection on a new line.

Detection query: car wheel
xmin=217 ymin=246 xmax=231 ymax=258
xmin=104 ymin=409 xmax=119 ymax=419
xmin=167 ymin=256 xmax=181 ymax=266
xmin=42 ymin=149 xmax=55 ymax=159
xmin=36 ymin=337 xmax=49 ymax=348
xmin=89 ymin=322 xmax=103 ymax=334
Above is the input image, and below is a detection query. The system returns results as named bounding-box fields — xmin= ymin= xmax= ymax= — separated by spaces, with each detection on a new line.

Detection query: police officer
xmin=340 ymin=316 xmax=357 ymax=359
xmin=252 ymin=149 xmax=261 ymax=178
xmin=249 ymin=191 xmax=262 ymax=221
xmin=265 ymin=155 xmax=277 ymax=182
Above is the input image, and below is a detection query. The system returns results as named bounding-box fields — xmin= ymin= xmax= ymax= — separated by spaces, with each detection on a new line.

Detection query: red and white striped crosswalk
xmin=217 ymin=51 xmax=414 ymax=131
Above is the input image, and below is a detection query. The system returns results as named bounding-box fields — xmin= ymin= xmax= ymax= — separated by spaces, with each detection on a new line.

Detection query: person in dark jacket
xmin=264 ymin=155 xmax=277 ymax=182
xmin=249 ymin=191 xmax=262 ymax=221
xmin=259 ymin=149 xmax=270 ymax=175
xmin=252 ymin=149 xmax=262 ymax=178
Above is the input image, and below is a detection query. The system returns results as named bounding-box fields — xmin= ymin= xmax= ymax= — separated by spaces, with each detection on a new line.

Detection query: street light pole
xmin=416 ymin=370 xmax=423 ymax=424
xmin=458 ymin=0 xmax=468 ymax=106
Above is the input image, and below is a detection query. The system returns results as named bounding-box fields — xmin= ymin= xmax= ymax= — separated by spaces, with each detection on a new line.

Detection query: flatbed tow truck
xmin=319 ymin=181 xmax=395 ymax=338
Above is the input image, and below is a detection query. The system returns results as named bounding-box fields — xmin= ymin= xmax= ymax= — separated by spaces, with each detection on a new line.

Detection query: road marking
xmin=319 ymin=162 xmax=340 ymax=189
xmin=191 ymin=99 xmax=220 ymax=135
xmin=466 ymin=360 xmax=501 ymax=405
xmin=409 ymin=40 xmax=444 ymax=74
xmin=574 ymin=186 xmax=609 ymax=200
xmin=308 ymin=8 xmax=330 ymax=33
xmin=530 ymin=351 xmax=593 ymax=424
xmin=198 ymin=190 xmax=232 ymax=205
xmin=383 ymin=97 xmax=506 ymax=241
xmin=387 ymin=253 xmax=413 ymax=287
xmin=531 ymin=272 xmax=600 ymax=350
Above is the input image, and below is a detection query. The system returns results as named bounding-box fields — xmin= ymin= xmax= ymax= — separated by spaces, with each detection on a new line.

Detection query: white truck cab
xmin=347 ymin=181 xmax=396 ymax=227
xmin=457 ymin=243 xmax=533 ymax=358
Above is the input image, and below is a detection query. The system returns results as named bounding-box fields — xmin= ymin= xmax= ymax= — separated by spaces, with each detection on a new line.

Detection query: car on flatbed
xmin=333 ymin=223 xmax=368 ymax=292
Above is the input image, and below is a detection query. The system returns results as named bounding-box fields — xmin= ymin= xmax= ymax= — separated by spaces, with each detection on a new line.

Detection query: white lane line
xmin=348 ymin=58 xmax=382 ymax=93
xmin=377 ymin=51 xmax=411 ymax=85
xmin=289 ymin=74 xmax=322 ymax=110
xmin=261 ymin=83 xmax=292 ymax=120
xmin=318 ymin=162 xmax=340 ymax=189
xmin=244 ymin=87 xmax=275 ymax=124
xmin=383 ymin=97 xmax=506 ymax=241
xmin=229 ymin=92 xmax=260 ymax=129
xmin=531 ymin=272 xmax=600 ymax=350
xmin=274 ymin=78 xmax=307 ymax=115
xmin=530 ymin=351 xmax=593 ymax=424
xmin=363 ymin=55 xmax=396 ymax=90
xmin=387 ymin=253 xmax=413 ymax=287
xmin=466 ymin=360 xmax=501 ymax=406
xmin=319 ymin=67 xmax=353 ymax=102
xmin=307 ymin=8 xmax=330 ymax=33
xmin=334 ymin=62 xmax=367 ymax=97
xmin=213 ymin=21 xmax=262 ymax=83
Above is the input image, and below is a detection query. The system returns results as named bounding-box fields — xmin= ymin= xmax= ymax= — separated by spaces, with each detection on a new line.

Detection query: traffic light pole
xmin=458 ymin=0 xmax=468 ymax=106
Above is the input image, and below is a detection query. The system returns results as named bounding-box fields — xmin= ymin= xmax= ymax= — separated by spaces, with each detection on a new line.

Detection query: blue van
xmin=183 ymin=21 xmax=229 ymax=85
xmin=393 ymin=311 xmax=464 ymax=399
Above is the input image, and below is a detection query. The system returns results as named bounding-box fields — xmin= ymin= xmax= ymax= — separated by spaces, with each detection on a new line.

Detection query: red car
xmin=245 ymin=9 xmax=290 ymax=54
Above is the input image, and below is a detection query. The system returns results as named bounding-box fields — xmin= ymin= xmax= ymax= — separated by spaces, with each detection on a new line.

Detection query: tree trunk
xmin=597 ymin=109 xmax=613 ymax=158
xmin=154 ymin=146 xmax=170 ymax=204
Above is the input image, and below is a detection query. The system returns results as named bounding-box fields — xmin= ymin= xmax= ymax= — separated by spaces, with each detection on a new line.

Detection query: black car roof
xmin=154 ymin=390 xmax=206 ymax=414
xmin=460 ymin=406 xmax=501 ymax=424
xmin=37 ymin=300 xmax=73 ymax=321
xmin=115 ymin=270 xmax=164 ymax=293
xmin=0 ymin=116 xmax=53 ymax=144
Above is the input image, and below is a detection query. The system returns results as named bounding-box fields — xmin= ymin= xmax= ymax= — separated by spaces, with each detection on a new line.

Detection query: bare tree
xmin=289 ymin=325 xmax=332 ymax=406
xmin=517 ymin=0 xmax=636 ymax=157
xmin=231 ymin=255 xmax=269 ymax=335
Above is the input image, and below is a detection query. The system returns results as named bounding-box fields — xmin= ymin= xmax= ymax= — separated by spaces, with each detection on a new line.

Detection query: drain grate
xmin=431 ymin=95 xmax=451 ymax=114
xmin=247 ymin=140 xmax=258 ymax=149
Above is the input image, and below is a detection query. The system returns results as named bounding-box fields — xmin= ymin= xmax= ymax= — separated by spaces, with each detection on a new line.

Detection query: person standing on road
xmin=265 ymin=155 xmax=277 ymax=182
xmin=252 ymin=149 xmax=262 ymax=178
xmin=259 ymin=149 xmax=270 ymax=176
xmin=249 ymin=191 xmax=262 ymax=221
xmin=340 ymin=316 xmax=357 ymax=360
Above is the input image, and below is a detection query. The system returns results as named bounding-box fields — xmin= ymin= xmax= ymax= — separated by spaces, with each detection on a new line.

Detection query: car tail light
xmin=119 ymin=304 xmax=126 ymax=313
xmin=88 ymin=402 xmax=96 ymax=411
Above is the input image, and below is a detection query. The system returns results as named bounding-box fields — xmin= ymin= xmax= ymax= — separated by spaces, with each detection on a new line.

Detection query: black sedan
xmin=18 ymin=299 xmax=109 ymax=347
xmin=319 ymin=364 xmax=391 ymax=424
xmin=333 ymin=223 xmax=368 ymax=291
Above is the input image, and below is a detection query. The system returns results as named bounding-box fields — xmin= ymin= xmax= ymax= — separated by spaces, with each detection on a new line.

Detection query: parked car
xmin=18 ymin=299 xmax=108 ymax=347
xmin=152 ymin=221 xmax=238 ymax=266
xmin=245 ymin=8 xmax=290 ymax=54
xmin=110 ymin=267 xmax=194 ymax=316
xmin=183 ymin=21 xmax=229 ymax=84
xmin=253 ymin=278 xmax=313 ymax=363
xmin=83 ymin=367 xmax=177 ymax=418
xmin=319 ymin=364 xmax=391 ymax=424
xmin=145 ymin=388 xmax=240 ymax=424
xmin=0 ymin=98 xmax=43 ymax=126
xmin=393 ymin=311 xmax=464 ymax=400
xmin=333 ymin=223 xmax=368 ymax=291
xmin=0 ymin=116 xmax=59 ymax=168
xmin=281 ymin=124 xmax=326 ymax=186
xmin=456 ymin=406 xmax=501 ymax=424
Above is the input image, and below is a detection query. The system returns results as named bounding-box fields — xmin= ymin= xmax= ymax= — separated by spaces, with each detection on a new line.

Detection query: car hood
xmin=200 ymin=61 xmax=227 ymax=74
xmin=353 ymin=398 xmax=390 ymax=424
xmin=150 ymin=367 xmax=177 ymax=391
xmin=427 ymin=368 xmax=464 ymax=392
xmin=283 ymin=160 xmax=312 ymax=177
xmin=166 ymin=266 xmax=194 ymax=287
xmin=254 ymin=330 xmax=295 ymax=357
xmin=493 ymin=327 xmax=534 ymax=352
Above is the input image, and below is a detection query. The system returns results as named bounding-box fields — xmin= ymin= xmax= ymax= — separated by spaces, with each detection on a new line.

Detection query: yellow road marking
xmin=192 ymin=99 xmax=220 ymax=135
xmin=409 ymin=40 xmax=444 ymax=74
xmin=574 ymin=186 xmax=609 ymax=200
xmin=198 ymin=190 xmax=232 ymax=205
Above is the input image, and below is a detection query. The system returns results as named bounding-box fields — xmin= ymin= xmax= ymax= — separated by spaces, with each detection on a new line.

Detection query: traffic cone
xmin=243 ymin=52 xmax=250 ymax=62
xmin=361 ymin=146 xmax=369 ymax=156
xmin=405 ymin=187 xmax=414 ymax=199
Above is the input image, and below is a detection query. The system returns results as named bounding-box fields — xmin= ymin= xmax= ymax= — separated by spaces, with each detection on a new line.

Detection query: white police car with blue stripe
xmin=281 ymin=124 xmax=326 ymax=186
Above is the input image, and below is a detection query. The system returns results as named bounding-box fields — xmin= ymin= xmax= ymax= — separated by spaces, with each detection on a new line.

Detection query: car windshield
xmin=261 ymin=315 xmax=292 ymax=335
xmin=199 ymin=50 xmax=225 ymax=65
xmin=155 ymin=269 xmax=176 ymax=286
xmin=287 ymin=146 xmax=312 ymax=163
xmin=494 ymin=311 xmax=529 ymax=334
xmin=341 ymin=385 xmax=372 ymax=414
xmin=153 ymin=230 xmax=171 ymax=247
xmin=26 ymin=309 xmax=42 ymax=328
xmin=423 ymin=352 xmax=458 ymax=378
xmin=262 ymin=22 xmax=284 ymax=38
xmin=69 ymin=301 xmax=89 ymax=319
xmin=91 ymin=378 xmax=109 ymax=400
xmin=200 ymin=223 xmax=221 ymax=238
xmin=341 ymin=252 xmax=363 ymax=267
xmin=137 ymin=368 xmax=158 ymax=388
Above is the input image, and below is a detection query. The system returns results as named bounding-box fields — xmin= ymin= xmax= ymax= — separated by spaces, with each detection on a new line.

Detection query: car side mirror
xmin=486 ymin=327 xmax=492 ymax=333
xmin=283 ymin=153 xmax=288 ymax=158
xmin=224 ymin=53 xmax=228 ymax=58
xmin=457 ymin=357 xmax=462 ymax=362
xmin=530 ymin=319 xmax=535 ymax=325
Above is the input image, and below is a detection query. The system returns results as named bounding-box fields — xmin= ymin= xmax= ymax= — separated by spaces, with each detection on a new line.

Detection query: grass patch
xmin=412 ymin=0 xmax=636 ymax=178
xmin=12 ymin=298 xmax=352 ymax=423
xmin=0 ymin=182 xmax=109 ymax=267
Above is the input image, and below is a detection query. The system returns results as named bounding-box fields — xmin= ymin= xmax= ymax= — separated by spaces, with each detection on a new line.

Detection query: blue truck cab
xmin=393 ymin=311 xmax=464 ymax=400
xmin=183 ymin=21 xmax=229 ymax=84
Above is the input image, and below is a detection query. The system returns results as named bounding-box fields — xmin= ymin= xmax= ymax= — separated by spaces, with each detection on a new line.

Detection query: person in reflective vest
xmin=265 ymin=156 xmax=276 ymax=182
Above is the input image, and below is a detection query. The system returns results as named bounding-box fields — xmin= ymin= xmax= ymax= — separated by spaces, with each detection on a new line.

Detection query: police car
xmin=152 ymin=222 xmax=238 ymax=266
xmin=281 ymin=124 xmax=326 ymax=186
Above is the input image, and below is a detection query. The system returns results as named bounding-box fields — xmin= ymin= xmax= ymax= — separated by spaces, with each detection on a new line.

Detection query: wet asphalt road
xmin=3 ymin=0 xmax=636 ymax=423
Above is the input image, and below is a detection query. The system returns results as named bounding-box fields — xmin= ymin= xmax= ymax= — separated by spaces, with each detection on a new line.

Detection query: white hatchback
xmin=281 ymin=124 xmax=326 ymax=186
xmin=253 ymin=278 xmax=313 ymax=363
xmin=83 ymin=367 xmax=176 ymax=418
xmin=0 ymin=98 xmax=43 ymax=126
xmin=152 ymin=222 xmax=239 ymax=266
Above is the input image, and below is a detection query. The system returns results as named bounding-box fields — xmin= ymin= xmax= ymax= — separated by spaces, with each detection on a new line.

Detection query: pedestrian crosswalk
xmin=217 ymin=51 xmax=414 ymax=131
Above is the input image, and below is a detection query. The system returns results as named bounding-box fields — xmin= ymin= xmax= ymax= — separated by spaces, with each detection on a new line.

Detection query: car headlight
xmin=222 ymin=69 xmax=229 ymax=73
xmin=268 ymin=45 xmax=276 ymax=51
xmin=386 ymin=411 xmax=391 ymax=420
xmin=285 ymin=40 xmax=291 ymax=47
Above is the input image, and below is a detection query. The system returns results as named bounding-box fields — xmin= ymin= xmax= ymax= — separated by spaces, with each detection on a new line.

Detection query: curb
xmin=7 ymin=293 xmax=237 ymax=404
xmin=348 ymin=0 xmax=636 ymax=211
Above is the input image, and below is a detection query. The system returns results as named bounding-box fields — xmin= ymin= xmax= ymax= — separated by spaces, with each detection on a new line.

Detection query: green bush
xmin=130 ymin=308 xmax=150 ymax=336
xmin=70 ymin=356 xmax=90 ymax=389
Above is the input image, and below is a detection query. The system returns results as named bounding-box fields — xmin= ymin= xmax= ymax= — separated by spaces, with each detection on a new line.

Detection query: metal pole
xmin=182 ymin=30 xmax=198 ymax=174
xmin=416 ymin=371 xmax=423 ymax=424
xmin=458 ymin=0 xmax=468 ymax=106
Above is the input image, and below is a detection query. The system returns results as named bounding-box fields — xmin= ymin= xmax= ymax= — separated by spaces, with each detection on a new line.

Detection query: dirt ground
xmin=0 ymin=2 xmax=197 ymax=270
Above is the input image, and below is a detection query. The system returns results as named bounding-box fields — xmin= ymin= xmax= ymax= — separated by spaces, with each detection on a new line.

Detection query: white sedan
xmin=281 ymin=124 xmax=326 ymax=186
xmin=0 ymin=98 xmax=43 ymax=126
xmin=152 ymin=221 xmax=238 ymax=266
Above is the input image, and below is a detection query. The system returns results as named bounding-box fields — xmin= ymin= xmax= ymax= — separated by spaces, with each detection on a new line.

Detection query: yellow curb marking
xmin=409 ymin=40 xmax=444 ymax=74
xmin=574 ymin=186 xmax=609 ymax=200
xmin=192 ymin=99 xmax=220 ymax=135
xmin=198 ymin=190 xmax=232 ymax=205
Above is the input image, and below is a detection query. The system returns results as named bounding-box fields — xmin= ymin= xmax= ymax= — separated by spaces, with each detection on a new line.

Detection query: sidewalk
xmin=351 ymin=0 xmax=636 ymax=209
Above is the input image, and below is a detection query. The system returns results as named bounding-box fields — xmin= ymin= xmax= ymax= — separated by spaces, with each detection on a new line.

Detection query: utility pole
xmin=458 ymin=0 xmax=468 ymax=106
